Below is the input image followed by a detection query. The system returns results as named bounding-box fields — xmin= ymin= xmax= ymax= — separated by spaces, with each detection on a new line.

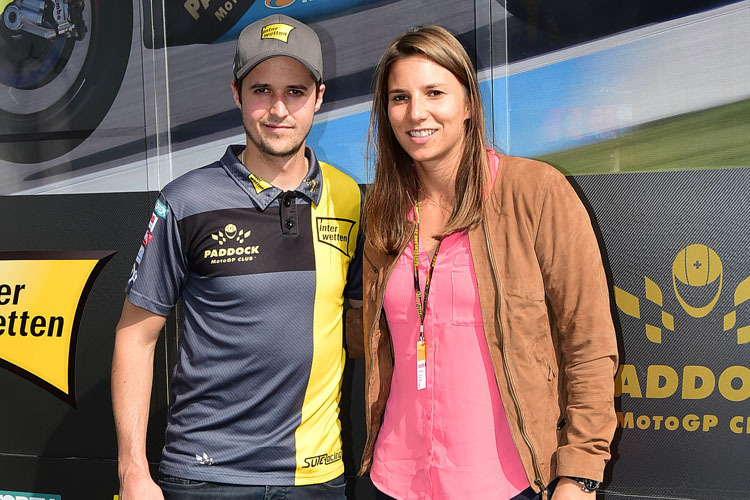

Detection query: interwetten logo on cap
xmin=261 ymin=23 xmax=295 ymax=43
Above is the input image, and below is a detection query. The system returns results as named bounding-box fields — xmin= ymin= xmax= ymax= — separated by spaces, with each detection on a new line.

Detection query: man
xmin=112 ymin=14 xmax=362 ymax=500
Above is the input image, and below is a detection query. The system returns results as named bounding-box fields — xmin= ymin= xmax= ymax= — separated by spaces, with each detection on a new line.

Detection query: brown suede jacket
xmin=350 ymin=152 xmax=619 ymax=495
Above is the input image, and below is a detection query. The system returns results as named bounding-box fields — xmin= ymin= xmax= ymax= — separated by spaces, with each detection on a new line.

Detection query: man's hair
xmin=365 ymin=25 xmax=489 ymax=255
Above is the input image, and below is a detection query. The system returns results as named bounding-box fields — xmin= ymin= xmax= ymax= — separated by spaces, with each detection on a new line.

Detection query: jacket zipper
xmin=482 ymin=219 xmax=547 ymax=496
xmin=362 ymin=234 xmax=413 ymax=468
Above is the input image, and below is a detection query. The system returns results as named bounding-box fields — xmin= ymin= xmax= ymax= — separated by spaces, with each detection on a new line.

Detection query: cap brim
xmin=234 ymin=54 xmax=322 ymax=83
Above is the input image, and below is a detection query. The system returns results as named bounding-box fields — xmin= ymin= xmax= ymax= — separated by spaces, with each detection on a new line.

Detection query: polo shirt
xmin=125 ymin=145 xmax=362 ymax=486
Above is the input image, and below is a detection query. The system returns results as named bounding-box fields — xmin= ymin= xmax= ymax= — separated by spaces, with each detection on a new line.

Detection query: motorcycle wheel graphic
xmin=0 ymin=0 xmax=132 ymax=164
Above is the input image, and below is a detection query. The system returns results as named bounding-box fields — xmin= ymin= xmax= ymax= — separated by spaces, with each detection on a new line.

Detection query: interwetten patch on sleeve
xmin=261 ymin=23 xmax=295 ymax=43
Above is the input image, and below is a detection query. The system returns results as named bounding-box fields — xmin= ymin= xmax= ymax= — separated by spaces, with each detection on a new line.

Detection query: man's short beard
xmin=245 ymin=124 xmax=306 ymax=159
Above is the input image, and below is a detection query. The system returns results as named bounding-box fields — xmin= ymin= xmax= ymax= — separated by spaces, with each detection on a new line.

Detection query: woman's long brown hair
xmin=365 ymin=25 xmax=489 ymax=255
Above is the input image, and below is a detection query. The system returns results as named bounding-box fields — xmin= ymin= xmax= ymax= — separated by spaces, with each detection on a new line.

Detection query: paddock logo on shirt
xmin=203 ymin=223 xmax=259 ymax=264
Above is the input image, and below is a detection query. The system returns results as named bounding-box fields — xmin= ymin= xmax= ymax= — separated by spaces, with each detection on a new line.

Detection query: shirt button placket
xmin=280 ymin=192 xmax=298 ymax=235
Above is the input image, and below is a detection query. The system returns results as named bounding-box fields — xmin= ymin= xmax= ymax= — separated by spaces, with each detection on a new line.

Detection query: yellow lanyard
xmin=413 ymin=200 xmax=442 ymax=343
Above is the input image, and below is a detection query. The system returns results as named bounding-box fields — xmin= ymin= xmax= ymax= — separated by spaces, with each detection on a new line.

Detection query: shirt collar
xmin=220 ymin=145 xmax=323 ymax=210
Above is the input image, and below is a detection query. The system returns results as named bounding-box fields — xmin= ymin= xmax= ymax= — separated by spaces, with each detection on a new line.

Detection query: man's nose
xmin=269 ymin=97 xmax=289 ymax=119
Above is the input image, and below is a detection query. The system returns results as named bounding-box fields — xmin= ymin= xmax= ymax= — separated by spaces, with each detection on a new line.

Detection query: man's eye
xmin=428 ymin=90 xmax=443 ymax=97
xmin=254 ymin=88 xmax=270 ymax=94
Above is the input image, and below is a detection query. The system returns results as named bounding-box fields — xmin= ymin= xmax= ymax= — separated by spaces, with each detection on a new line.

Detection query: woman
xmin=360 ymin=26 xmax=618 ymax=500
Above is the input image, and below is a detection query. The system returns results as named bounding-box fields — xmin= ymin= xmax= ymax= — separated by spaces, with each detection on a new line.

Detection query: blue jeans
xmin=159 ymin=474 xmax=347 ymax=500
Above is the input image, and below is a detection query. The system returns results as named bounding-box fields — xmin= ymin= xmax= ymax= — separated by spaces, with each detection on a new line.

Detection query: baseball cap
xmin=233 ymin=14 xmax=323 ymax=83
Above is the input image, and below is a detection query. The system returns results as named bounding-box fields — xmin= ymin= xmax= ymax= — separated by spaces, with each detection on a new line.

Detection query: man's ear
xmin=314 ymin=83 xmax=326 ymax=112
xmin=231 ymin=79 xmax=242 ymax=108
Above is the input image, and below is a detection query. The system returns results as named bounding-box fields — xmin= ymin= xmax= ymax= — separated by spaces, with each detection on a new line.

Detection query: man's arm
xmin=111 ymin=300 xmax=167 ymax=500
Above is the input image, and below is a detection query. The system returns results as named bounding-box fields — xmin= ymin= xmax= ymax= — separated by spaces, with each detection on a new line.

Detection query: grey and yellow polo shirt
xmin=125 ymin=145 xmax=362 ymax=485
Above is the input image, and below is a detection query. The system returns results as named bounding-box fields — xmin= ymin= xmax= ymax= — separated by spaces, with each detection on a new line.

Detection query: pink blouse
xmin=370 ymin=153 xmax=529 ymax=499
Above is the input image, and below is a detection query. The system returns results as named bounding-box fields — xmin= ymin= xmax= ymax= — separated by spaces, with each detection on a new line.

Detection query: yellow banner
xmin=0 ymin=251 xmax=114 ymax=406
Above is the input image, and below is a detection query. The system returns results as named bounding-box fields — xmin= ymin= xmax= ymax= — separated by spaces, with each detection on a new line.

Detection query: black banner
xmin=576 ymin=167 xmax=750 ymax=499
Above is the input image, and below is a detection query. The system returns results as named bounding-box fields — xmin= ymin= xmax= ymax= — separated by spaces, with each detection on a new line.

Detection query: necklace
xmin=418 ymin=188 xmax=453 ymax=214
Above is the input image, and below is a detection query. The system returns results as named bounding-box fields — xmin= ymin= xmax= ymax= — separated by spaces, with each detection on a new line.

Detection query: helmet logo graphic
xmin=614 ymin=243 xmax=748 ymax=344
xmin=211 ymin=223 xmax=251 ymax=245
xmin=672 ymin=244 xmax=722 ymax=318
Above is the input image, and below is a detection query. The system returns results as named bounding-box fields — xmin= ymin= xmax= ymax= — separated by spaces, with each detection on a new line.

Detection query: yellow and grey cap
xmin=233 ymin=14 xmax=322 ymax=83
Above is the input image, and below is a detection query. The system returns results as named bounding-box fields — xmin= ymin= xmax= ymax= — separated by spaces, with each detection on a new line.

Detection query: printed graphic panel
xmin=1 ymin=0 xmax=496 ymax=193
xmin=502 ymin=1 xmax=749 ymax=169
xmin=0 ymin=1 xmax=152 ymax=195
xmin=162 ymin=0 xmax=487 ymax=187
xmin=0 ymin=251 xmax=114 ymax=405
xmin=0 ymin=453 xmax=135 ymax=500
xmin=576 ymin=167 xmax=750 ymax=499
xmin=0 ymin=193 xmax=168 ymax=463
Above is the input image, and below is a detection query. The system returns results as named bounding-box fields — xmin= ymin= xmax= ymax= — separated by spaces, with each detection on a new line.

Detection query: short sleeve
xmin=125 ymin=195 xmax=188 ymax=316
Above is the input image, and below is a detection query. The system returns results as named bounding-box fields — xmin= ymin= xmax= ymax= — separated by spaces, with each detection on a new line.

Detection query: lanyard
xmin=413 ymin=200 xmax=442 ymax=343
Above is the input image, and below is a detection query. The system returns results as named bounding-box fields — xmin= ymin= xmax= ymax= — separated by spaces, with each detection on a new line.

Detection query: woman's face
xmin=386 ymin=55 xmax=470 ymax=170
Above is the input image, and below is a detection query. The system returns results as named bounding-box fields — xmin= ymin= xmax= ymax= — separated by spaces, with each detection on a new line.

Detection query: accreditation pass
xmin=417 ymin=338 xmax=426 ymax=390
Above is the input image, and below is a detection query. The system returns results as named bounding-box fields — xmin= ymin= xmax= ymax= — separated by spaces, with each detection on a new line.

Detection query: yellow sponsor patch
xmin=315 ymin=217 xmax=356 ymax=257
xmin=0 ymin=251 xmax=114 ymax=406
xmin=261 ymin=23 xmax=295 ymax=43
xmin=248 ymin=173 xmax=274 ymax=193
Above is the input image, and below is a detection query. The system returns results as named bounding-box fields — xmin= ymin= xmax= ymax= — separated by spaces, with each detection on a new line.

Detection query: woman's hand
xmin=550 ymin=477 xmax=596 ymax=499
